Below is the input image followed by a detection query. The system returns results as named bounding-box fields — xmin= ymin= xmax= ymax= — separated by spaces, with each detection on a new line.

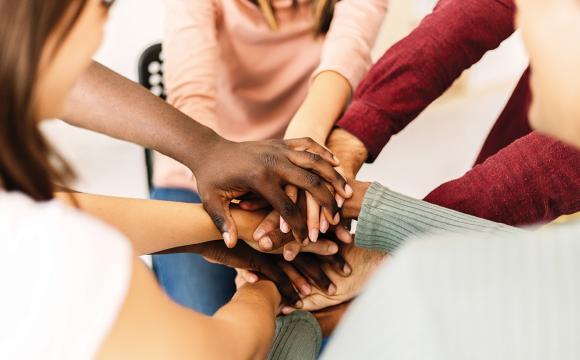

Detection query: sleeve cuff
xmin=267 ymin=311 xmax=322 ymax=360
xmin=337 ymin=101 xmax=395 ymax=162
xmin=355 ymin=182 xmax=405 ymax=253
xmin=313 ymin=55 xmax=370 ymax=93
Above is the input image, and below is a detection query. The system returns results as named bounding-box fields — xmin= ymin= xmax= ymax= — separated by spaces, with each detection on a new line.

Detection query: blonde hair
xmin=253 ymin=0 xmax=338 ymax=34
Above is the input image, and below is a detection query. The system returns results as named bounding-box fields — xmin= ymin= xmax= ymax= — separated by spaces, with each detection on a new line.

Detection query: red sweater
xmin=337 ymin=0 xmax=580 ymax=226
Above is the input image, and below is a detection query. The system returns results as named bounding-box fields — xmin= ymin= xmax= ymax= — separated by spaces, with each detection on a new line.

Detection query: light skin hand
xmin=274 ymin=71 xmax=354 ymax=245
xmin=326 ymin=128 xmax=369 ymax=180
xmin=250 ymin=189 xmax=353 ymax=261
xmin=270 ymin=128 xmax=368 ymax=259
xmin=283 ymin=244 xmax=387 ymax=314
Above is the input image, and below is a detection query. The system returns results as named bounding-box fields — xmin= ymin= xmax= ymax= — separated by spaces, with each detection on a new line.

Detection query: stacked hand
xmin=193 ymin=137 xmax=352 ymax=248
xmin=191 ymin=131 xmax=385 ymax=333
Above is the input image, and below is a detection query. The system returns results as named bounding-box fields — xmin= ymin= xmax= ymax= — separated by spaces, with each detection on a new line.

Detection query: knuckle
xmin=304 ymin=172 xmax=323 ymax=188
xmin=203 ymin=204 xmax=226 ymax=231
xmin=308 ymin=152 xmax=322 ymax=163
xmin=280 ymin=201 xmax=298 ymax=219
xmin=247 ymin=255 xmax=261 ymax=272
xmin=258 ymin=152 xmax=280 ymax=168
xmin=270 ymin=139 xmax=285 ymax=146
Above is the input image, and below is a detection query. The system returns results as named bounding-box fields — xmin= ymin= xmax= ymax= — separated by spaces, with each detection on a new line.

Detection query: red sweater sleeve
xmin=424 ymin=133 xmax=580 ymax=226
xmin=337 ymin=0 xmax=516 ymax=160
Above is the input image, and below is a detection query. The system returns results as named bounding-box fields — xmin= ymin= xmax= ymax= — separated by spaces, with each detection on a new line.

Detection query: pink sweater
xmin=154 ymin=0 xmax=388 ymax=190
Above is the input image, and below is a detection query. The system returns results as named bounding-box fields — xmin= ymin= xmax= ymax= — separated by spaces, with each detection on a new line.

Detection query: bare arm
xmin=62 ymin=61 xmax=220 ymax=170
xmin=55 ymin=191 xmax=259 ymax=255
xmin=98 ymin=257 xmax=279 ymax=360
xmin=61 ymin=61 xmax=350 ymax=247
xmin=284 ymin=71 xmax=352 ymax=144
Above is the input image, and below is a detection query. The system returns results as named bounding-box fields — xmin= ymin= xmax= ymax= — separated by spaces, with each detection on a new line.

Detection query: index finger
xmin=285 ymin=137 xmax=339 ymax=166
xmin=258 ymin=184 xmax=309 ymax=243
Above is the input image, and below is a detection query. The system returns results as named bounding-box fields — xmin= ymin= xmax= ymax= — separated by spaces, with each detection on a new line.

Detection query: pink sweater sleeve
xmin=314 ymin=0 xmax=389 ymax=90
xmin=162 ymin=0 xmax=220 ymax=130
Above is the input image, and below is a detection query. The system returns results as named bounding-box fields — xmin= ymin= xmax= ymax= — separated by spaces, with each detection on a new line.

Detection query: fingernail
xmin=343 ymin=264 xmax=352 ymax=275
xmin=284 ymin=249 xmax=295 ymax=261
xmin=300 ymin=284 xmax=312 ymax=296
xmin=345 ymin=184 xmax=353 ymax=197
xmin=320 ymin=218 xmax=329 ymax=233
xmin=328 ymin=284 xmax=337 ymax=295
xmin=294 ymin=300 xmax=303 ymax=308
xmin=333 ymin=154 xmax=340 ymax=164
xmin=249 ymin=274 xmax=259 ymax=283
xmin=253 ymin=228 xmax=266 ymax=240
xmin=333 ymin=212 xmax=340 ymax=224
xmin=223 ymin=232 xmax=233 ymax=248
xmin=328 ymin=243 xmax=339 ymax=254
xmin=282 ymin=306 xmax=294 ymax=314
xmin=303 ymin=238 xmax=310 ymax=246
xmin=309 ymin=228 xmax=319 ymax=243
xmin=336 ymin=194 xmax=344 ymax=208
xmin=281 ymin=221 xmax=290 ymax=234
xmin=259 ymin=236 xmax=273 ymax=250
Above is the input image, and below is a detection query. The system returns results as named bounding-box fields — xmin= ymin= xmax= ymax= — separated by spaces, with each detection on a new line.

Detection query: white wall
xmin=43 ymin=0 xmax=165 ymax=198
xmin=44 ymin=0 xmax=528 ymax=200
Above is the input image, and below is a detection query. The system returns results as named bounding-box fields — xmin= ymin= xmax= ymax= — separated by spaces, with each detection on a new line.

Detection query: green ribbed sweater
xmin=267 ymin=182 xmax=524 ymax=360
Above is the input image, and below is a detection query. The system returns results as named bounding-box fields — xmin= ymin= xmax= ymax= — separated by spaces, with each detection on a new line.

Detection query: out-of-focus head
xmin=0 ymin=0 xmax=114 ymax=200
xmin=516 ymin=0 xmax=580 ymax=148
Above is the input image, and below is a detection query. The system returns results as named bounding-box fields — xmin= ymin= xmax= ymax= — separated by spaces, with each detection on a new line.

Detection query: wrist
xmin=326 ymin=128 xmax=368 ymax=179
xmin=241 ymin=280 xmax=281 ymax=312
xmin=181 ymin=129 xmax=224 ymax=175
xmin=232 ymin=209 xmax=265 ymax=243
xmin=342 ymin=180 xmax=371 ymax=219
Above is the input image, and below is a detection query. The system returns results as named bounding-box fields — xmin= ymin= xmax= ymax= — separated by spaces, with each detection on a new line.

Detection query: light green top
xmin=356 ymin=182 xmax=523 ymax=252
xmin=268 ymin=182 xmax=524 ymax=359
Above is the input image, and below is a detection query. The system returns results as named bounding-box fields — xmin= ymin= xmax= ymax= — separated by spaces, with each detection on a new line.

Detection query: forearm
xmin=55 ymin=192 xmax=260 ymax=255
xmin=424 ymin=132 xmax=580 ymax=226
xmin=336 ymin=0 xmax=516 ymax=159
xmin=213 ymin=281 xmax=280 ymax=360
xmin=284 ymin=71 xmax=351 ymax=144
xmin=345 ymin=182 xmax=524 ymax=253
xmin=62 ymin=61 xmax=221 ymax=172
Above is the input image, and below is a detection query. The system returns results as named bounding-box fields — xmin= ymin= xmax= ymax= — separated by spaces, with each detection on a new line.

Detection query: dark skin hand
xmin=156 ymin=241 xmax=348 ymax=307
xmin=246 ymin=188 xmax=354 ymax=261
xmin=63 ymin=62 xmax=351 ymax=249
xmin=195 ymin=138 xmax=352 ymax=248
xmin=248 ymin=128 xmax=369 ymax=257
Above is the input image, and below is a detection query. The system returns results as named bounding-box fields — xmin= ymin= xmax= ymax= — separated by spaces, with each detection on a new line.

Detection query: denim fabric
xmin=150 ymin=187 xmax=236 ymax=315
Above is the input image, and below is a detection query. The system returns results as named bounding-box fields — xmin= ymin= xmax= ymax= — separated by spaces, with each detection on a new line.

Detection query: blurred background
xmin=42 ymin=0 xmax=528 ymax=200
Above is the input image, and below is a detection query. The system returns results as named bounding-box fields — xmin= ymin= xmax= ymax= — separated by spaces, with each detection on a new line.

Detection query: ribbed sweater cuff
xmin=267 ymin=311 xmax=322 ymax=360
xmin=356 ymin=182 xmax=522 ymax=253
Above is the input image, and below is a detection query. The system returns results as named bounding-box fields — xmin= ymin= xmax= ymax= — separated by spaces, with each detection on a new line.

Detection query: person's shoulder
xmin=0 ymin=192 xmax=133 ymax=359
xmin=0 ymin=191 xmax=131 ymax=253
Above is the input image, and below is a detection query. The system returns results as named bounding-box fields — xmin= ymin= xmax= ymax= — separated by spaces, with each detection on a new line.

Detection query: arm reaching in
xmin=98 ymin=256 xmax=281 ymax=360
xmin=61 ymin=62 xmax=350 ymax=247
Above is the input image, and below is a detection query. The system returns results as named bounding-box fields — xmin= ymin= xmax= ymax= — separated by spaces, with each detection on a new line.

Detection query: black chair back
xmin=138 ymin=43 xmax=165 ymax=191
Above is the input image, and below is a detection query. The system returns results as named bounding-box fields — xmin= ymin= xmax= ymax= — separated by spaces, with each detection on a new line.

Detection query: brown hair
xmin=0 ymin=1 xmax=88 ymax=201
xmin=251 ymin=0 xmax=338 ymax=35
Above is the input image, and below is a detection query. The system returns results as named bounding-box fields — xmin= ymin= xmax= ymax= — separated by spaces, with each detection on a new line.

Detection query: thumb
xmin=203 ymin=195 xmax=239 ymax=248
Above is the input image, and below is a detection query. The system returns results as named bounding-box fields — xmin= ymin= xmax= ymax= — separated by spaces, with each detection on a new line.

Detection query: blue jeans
xmin=151 ymin=187 xmax=236 ymax=315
